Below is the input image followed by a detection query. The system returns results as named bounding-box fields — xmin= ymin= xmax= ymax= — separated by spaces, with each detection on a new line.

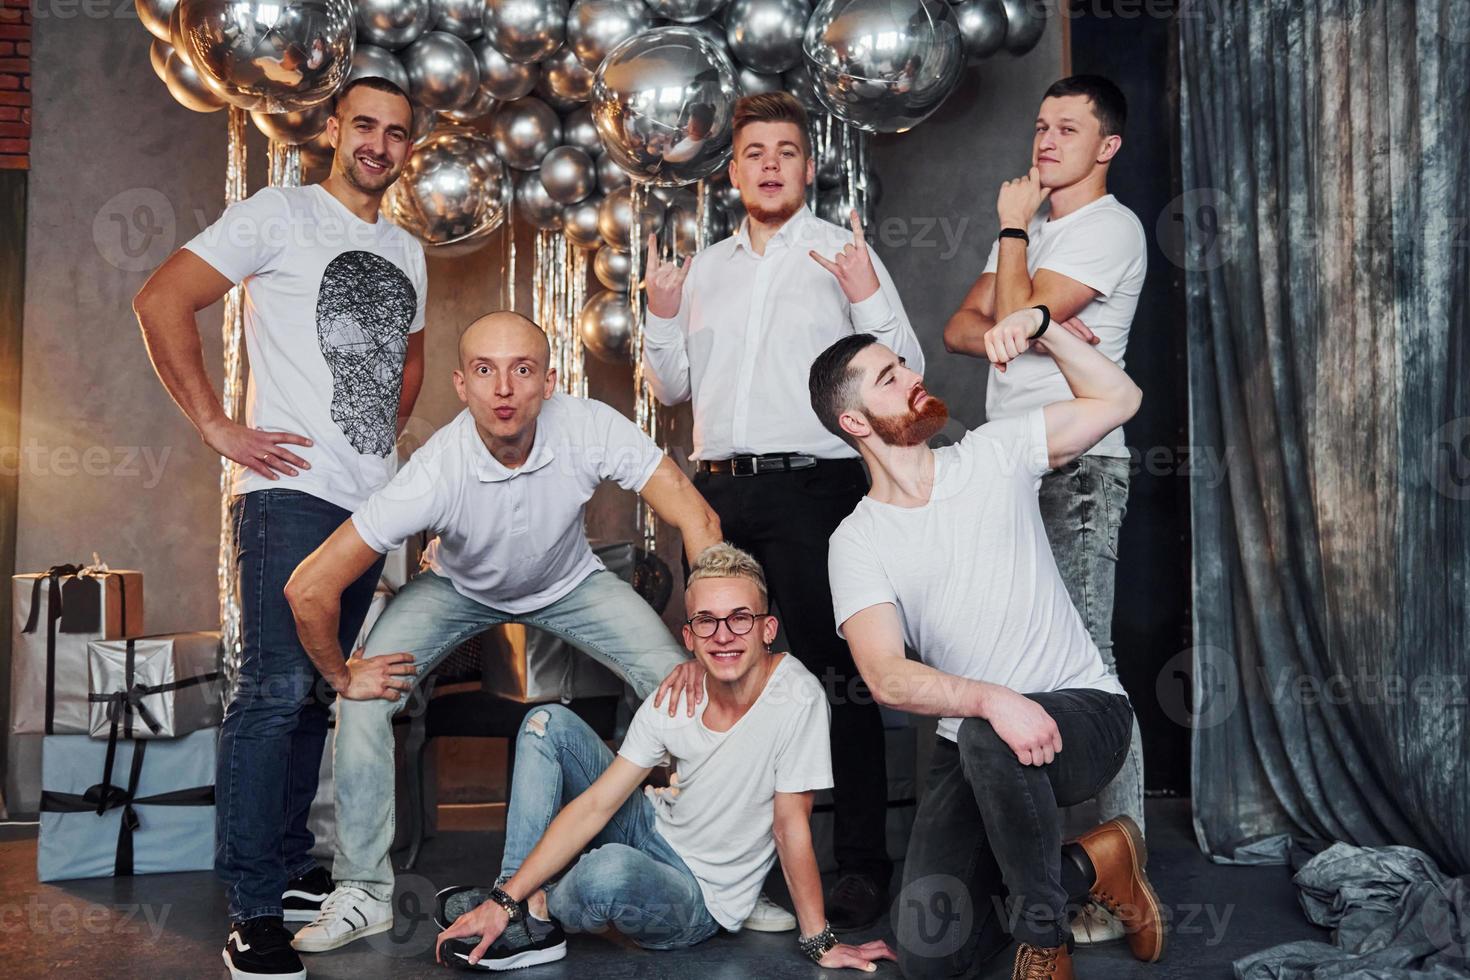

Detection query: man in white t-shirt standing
xmin=432 ymin=543 xmax=895 ymax=974
xmin=944 ymin=75 xmax=1150 ymax=888
xmin=133 ymin=77 xmax=426 ymax=980
xmin=810 ymin=308 xmax=1163 ymax=980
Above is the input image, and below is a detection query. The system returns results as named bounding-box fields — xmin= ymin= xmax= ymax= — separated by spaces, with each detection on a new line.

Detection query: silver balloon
xmin=579 ymin=291 xmax=633 ymax=363
xmin=1000 ymin=0 xmax=1045 ymax=53
xmin=348 ymin=43 xmax=412 ymax=94
xmin=250 ymin=102 xmax=333 ymax=143
xmin=736 ymin=66 xmax=782 ymax=94
xmin=413 ymin=102 xmax=440 ymax=142
xmin=163 ymin=50 xmax=227 ymax=112
xmin=954 ymin=0 xmax=1006 ymax=61
xmin=357 ymin=0 xmax=432 ymax=49
xmin=593 ymin=246 xmax=631 ymax=290
xmin=723 ymin=0 xmax=809 ymax=74
xmin=651 ymin=184 xmax=695 ymax=209
xmin=441 ymin=86 xmax=500 ymax=121
xmin=539 ymin=145 xmax=597 ymax=203
xmin=644 ymin=0 xmax=728 ymax=24
xmin=597 ymin=151 xmax=631 ymax=193
xmin=382 ymin=125 xmax=511 ymax=245
xmin=471 ymin=38 xmax=539 ymax=100
xmin=544 ymin=45 xmax=595 ymax=102
xmin=816 ymin=134 xmax=841 ymax=187
xmin=591 ymin=27 xmax=741 ymax=187
xmin=666 ymin=202 xmax=701 ymax=256
xmin=562 ymin=194 xmax=606 ymax=249
xmin=534 ymin=76 xmax=585 ymax=113
xmin=433 ymin=0 xmax=487 ymax=38
xmin=486 ymin=0 xmax=568 ymax=64
xmin=516 ymin=171 xmax=567 ymax=230
xmin=176 ymin=0 xmax=356 ymax=112
xmin=708 ymin=175 xmax=743 ymax=212
xmin=490 ymin=97 xmax=562 ymax=169
xmin=136 ymin=0 xmax=178 ymax=43
xmin=150 ymin=38 xmax=173 ymax=82
xmin=568 ymin=0 xmax=653 ymax=69
xmin=782 ymin=58 xmax=823 ymax=111
xmin=401 ymin=31 xmax=481 ymax=109
xmin=561 ymin=104 xmax=604 ymax=156
xmin=598 ymin=185 xmax=666 ymax=249
xmin=803 ymin=0 xmax=966 ymax=133
xmin=682 ymin=18 xmax=730 ymax=56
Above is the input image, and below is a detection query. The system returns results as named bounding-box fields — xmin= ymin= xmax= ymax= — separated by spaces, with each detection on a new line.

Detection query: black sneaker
xmin=437 ymin=904 xmax=567 ymax=972
xmin=827 ymin=872 xmax=889 ymax=932
xmin=435 ymin=884 xmax=497 ymax=931
xmin=282 ymin=866 xmax=335 ymax=923
xmin=222 ymin=917 xmax=306 ymax=980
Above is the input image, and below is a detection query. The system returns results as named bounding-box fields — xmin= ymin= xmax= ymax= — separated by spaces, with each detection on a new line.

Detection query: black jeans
xmin=896 ymin=689 xmax=1133 ymax=977
xmin=693 ymin=460 xmax=892 ymax=882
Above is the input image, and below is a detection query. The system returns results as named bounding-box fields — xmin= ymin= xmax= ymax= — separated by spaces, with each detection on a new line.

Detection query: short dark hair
xmin=1042 ymin=74 xmax=1127 ymax=138
xmin=733 ymin=91 xmax=810 ymax=155
xmin=333 ymin=76 xmax=413 ymax=118
xmin=809 ymin=333 xmax=879 ymax=448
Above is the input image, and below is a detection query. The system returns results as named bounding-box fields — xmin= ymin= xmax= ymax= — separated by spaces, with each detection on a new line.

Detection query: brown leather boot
xmin=1011 ymin=942 xmax=1075 ymax=980
xmin=1071 ymin=815 xmax=1165 ymax=962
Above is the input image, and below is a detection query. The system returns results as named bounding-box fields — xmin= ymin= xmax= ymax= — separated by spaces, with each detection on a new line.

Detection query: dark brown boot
xmin=1072 ymin=815 xmax=1165 ymax=962
xmin=1011 ymin=942 xmax=1074 ymax=980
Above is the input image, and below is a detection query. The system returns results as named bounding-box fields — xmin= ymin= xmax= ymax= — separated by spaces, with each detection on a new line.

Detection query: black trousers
xmin=693 ymin=459 xmax=892 ymax=882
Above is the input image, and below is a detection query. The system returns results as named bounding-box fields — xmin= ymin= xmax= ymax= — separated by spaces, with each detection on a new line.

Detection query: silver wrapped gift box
xmin=87 ymin=632 xmax=224 ymax=742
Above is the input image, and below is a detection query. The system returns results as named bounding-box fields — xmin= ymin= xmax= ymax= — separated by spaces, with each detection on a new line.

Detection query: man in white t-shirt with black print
xmin=944 ymin=76 xmax=1150 ymax=941
xmin=432 ymin=543 xmax=895 ymax=974
xmin=811 ymin=308 xmax=1164 ymax=980
xmin=134 ymin=76 xmax=425 ymax=980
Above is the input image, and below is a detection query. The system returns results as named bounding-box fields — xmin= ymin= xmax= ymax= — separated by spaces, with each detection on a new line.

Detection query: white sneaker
xmin=1070 ymin=900 xmax=1126 ymax=945
xmin=290 ymin=885 xmax=392 ymax=953
xmin=742 ymin=891 xmax=797 ymax=933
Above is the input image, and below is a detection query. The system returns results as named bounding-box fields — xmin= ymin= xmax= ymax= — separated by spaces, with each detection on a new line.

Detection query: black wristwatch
xmin=798 ymin=922 xmax=839 ymax=963
xmin=489 ymin=885 xmax=524 ymax=922
xmin=999 ymin=226 xmax=1030 ymax=245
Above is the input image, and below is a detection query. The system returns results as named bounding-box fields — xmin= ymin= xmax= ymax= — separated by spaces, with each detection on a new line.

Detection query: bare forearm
xmin=503 ymin=796 xmax=616 ymax=901
xmin=286 ymin=588 xmax=350 ymax=691
xmin=942 ymin=307 xmax=996 ymax=357
xmin=1042 ymin=319 xmax=1138 ymax=405
xmin=867 ymin=656 xmax=1003 ymax=720
xmin=775 ymin=822 xmax=828 ymax=937
xmin=136 ymin=301 xmax=228 ymax=435
xmin=994 ymin=239 xmax=1036 ymax=320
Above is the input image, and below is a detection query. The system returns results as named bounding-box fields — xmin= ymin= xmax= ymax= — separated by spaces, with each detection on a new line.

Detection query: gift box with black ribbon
xmin=87 ymin=632 xmax=223 ymax=742
xmin=37 ymin=727 xmax=216 ymax=882
xmin=11 ymin=561 xmax=145 ymax=735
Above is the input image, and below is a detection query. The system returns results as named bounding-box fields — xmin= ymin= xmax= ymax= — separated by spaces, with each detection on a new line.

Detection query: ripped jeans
xmin=498 ymin=704 xmax=719 ymax=949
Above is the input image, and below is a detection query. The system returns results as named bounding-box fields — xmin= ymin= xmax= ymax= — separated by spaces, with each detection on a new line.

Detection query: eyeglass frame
xmin=683 ymin=610 xmax=773 ymax=638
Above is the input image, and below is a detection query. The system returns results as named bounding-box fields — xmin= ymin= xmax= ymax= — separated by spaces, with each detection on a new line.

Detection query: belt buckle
xmin=731 ymin=456 xmax=757 ymax=477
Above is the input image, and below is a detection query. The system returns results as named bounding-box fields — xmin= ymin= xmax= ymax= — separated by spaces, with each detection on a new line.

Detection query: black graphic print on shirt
xmin=315 ymin=251 xmax=417 ymax=457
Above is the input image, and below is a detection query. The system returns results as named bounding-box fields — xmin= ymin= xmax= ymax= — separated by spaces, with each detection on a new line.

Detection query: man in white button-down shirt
xmin=640 ymin=92 xmax=923 ymax=932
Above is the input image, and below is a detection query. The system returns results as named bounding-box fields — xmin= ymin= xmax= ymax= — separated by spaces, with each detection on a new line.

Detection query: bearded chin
xmin=869 ymin=399 xmax=950 ymax=447
xmin=744 ymin=196 xmax=803 ymax=225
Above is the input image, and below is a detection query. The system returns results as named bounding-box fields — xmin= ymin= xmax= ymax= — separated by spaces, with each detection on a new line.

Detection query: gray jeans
xmin=1038 ymin=454 xmax=1146 ymax=832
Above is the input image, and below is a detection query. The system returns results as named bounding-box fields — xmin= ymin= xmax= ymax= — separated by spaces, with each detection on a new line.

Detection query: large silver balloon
xmin=723 ymin=0 xmax=809 ymax=74
xmin=357 ymin=0 xmax=432 ymax=49
xmin=736 ymin=66 xmax=782 ymax=94
xmin=562 ymin=194 xmax=606 ymax=248
xmin=401 ymin=31 xmax=481 ymax=109
xmin=382 ymin=125 xmax=511 ymax=245
xmin=348 ymin=43 xmax=413 ymax=93
xmin=250 ymin=103 xmax=333 ymax=143
xmin=579 ymin=291 xmax=633 ymax=363
xmin=544 ymin=46 xmax=595 ymax=102
xmin=597 ymin=151 xmax=631 ymax=193
xmin=472 ymin=38 xmax=539 ymax=100
xmin=954 ymin=0 xmax=1006 ymax=61
xmin=137 ymin=0 xmax=179 ymax=43
xmin=150 ymin=38 xmax=173 ymax=82
xmin=486 ymin=0 xmax=568 ymax=64
xmin=175 ymin=0 xmax=356 ymax=112
xmin=591 ymin=27 xmax=741 ymax=187
xmin=432 ymin=0 xmax=487 ymax=38
xmin=490 ymin=97 xmax=562 ymax=169
xmin=592 ymin=246 xmax=631 ymax=290
xmin=562 ymin=104 xmax=604 ymax=156
xmin=516 ymin=171 xmax=567 ymax=229
xmin=1000 ymin=0 xmax=1045 ymax=53
xmin=803 ymin=0 xmax=965 ymax=133
xmin=644 ymin=0 xmax=729 ymax=24
xmin=568 ymin=0 xmax=653 ymax=69
xmin=534 ymin=76 xmax=584 ymax=113
xmin=682 ymin=18 xmax=730 ymax=56
xmin=782 ymin=58 xmax=823 ymax=111
xmin=597 ymin=185 xmax=665 ymax=249
xmin=163 ymin=50 xmax=227 ymax=112
xmin=539 ymin=145 xmax=597 ymax=203
xmin=441 ymin=86 xmax=500 ymax=121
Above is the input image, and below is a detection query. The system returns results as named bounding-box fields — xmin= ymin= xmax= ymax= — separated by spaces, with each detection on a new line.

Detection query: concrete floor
xmin=0 ymin=799 xmax=1324 ymax=979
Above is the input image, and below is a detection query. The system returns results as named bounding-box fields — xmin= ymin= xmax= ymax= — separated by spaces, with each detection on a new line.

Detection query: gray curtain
xmin=1182 ymin=1 xmax=1470 ymax=873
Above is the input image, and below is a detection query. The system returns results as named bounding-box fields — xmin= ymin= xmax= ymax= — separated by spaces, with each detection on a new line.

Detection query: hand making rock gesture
xmin=643 ymin=232 xmax=689 ymax=320
xmin=809 ymin=209 xmax=881 ymax=304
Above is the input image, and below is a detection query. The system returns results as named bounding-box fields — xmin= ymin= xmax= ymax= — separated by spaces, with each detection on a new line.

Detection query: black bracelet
xmin=1030 ymin=304 xmax=1051 ymax=339
xmin=490 ymin=885 xmax=524 ymax=922
xmin=798 ymin=922 xmax=838 ymax=963
xmin=999 ymin=227 xmax=1030 ymax=245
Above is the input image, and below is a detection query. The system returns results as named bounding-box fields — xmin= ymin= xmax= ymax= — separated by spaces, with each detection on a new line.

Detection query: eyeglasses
xmin=685 ymin=612 xmax=770 ymax=638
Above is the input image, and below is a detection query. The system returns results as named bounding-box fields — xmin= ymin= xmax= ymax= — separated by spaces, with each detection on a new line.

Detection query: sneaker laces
xmin=315 ymin=887 xmax=370 ymax=925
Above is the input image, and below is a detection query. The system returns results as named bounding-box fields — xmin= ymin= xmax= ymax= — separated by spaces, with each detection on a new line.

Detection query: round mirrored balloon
xmin=432 ymin=0 xmax=487 ymax=38
xmin=413 ymin=102 xmax=440 ymax=142
xmin=561 ymin=104 xmax=604 ymax=156
xmin=163 ymin=50 xmax=227 ymax=112
xmin=782 ymin=58 xmax=823 ymax=111
xmin=150 ymin=38 xmax=173 ymax=81
xmin=441 ymin=86 xmax=500 ymax=121
xmin=401 ymin=31 xmax=481 ymax=109
xmin=382 ymin=125 xmax=511 ymax=245
xmin=534 ymin=76 xmax=584 ymax=113
xmin=1000 ymin=0 xmax=1045 ymax=53
xmin=348 ymin=43 xmax=412 ymax=93
xmin=803 ymin=0 xmax=965 ymax=133
xmin=723 ymin=0 xmax=808 ymax=74
xmin=736 ymin=66 xmax=782 ymax=94
xmin=562 ymin=193 xmax=606 ymax=248
xmin=471 ymin=38 xmax=539 ymax=100
xmin=579 ymin=290 xmax=634 ymax=363
xmin=644 ymin=0 xmax=728 ymax=24
xmin=544 ymin=45 xmax=595 ymax=101
xmin=539 ymin=145 xmax=596 ymax=203
xmin=953 ymin=0 xmax=1006 ymax=61
xmin=681 ymin=18 xmax=730 ymax=56
xmin=516 ymin=171 xmax=567 ymax=229
xmin=593 ymin=245 xmax=631 ymax=289
xmin=597 ymin=185 xmax=666 ymax=248
xmin=250 ymin=102 xmax=333 ymax=143
xmin=597 ymin=150 xmax=631 ymax=193
xmin=490 ymin=97 xmax=562 ymax=169
xmin=176 ymin=0 xmax=356 ymax=112
xmin=137 ymin=0 xmax=178 ymax=43
xmin=591 ymin=27 xmax=741 ymax=187
xmin=486 ymin=0 xmax=568 ymax=64
xmin=357 ymin=0 xmax=432 ymax=49
xmin=568 ymin=0 xmax=653 ymax=69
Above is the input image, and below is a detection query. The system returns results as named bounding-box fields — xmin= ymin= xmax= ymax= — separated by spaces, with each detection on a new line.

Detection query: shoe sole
xmin=1110 ymin=815 xmax=1166 ymax=963
xmin=222 ymin=947 xmax=306 ymax=980
xmin=290 ymin=918 xmax=393 ymax=953
xmin=741 ymin=916 xmax=797 ymax=933
xmin=451 ymin=941 xmax=568 ymax=971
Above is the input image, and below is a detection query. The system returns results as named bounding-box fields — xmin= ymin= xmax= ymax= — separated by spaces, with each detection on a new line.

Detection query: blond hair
xmin=685 ymin=542 xmax=768 ymax=607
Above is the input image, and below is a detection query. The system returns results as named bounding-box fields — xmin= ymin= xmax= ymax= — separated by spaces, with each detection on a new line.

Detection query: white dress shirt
xmin=642 ymin=205 xmax=924 ymax=461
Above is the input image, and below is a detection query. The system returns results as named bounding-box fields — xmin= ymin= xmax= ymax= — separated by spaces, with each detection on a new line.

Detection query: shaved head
xmin=458 ymin=311 xmax=551 ymax=370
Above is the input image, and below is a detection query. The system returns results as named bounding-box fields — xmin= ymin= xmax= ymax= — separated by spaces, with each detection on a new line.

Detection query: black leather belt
xmin=697 ymin=453 xmax=819 ymax=477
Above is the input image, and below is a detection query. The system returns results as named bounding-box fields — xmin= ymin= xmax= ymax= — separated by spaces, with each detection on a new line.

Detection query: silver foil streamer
xmin=267 ymin=140 xmax=302 ymax=188
xmin=217 ymin=107 xmax=249 ymax=705
xmin=628 ymin=181 xmax=660 ymax=553
xmin=532 ymin=230 xmax=588 ymax=399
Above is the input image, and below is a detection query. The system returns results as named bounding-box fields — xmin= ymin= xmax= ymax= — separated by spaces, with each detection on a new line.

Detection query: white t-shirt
xmin=982 ymin=194 xmax=1146 ymax=459
xmin=352 ymin=394 xmax=664 ymax=613
xmin=828 ymin=410 xmax=1125 ymax=742
xmin=617 ymin=655 xmax=833 ymax=930
xmin=184 ymin=184 xmax=428 ymax=511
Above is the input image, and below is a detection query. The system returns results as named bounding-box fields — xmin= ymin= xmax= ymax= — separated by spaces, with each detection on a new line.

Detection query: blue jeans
xmin=216 ymin=489 xmax=385 ymax=922
xmin=332 ymin=569 xmax=689 ymax=899
xmin=1038 ymin=455 xmax=1146 ymax=832
xmin=501 ymin=704 xmax=719 ymax=949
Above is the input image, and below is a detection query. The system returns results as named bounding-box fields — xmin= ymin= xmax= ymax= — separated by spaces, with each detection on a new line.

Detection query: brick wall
xmin=0 ymin=0 xmax=29 ymax=170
